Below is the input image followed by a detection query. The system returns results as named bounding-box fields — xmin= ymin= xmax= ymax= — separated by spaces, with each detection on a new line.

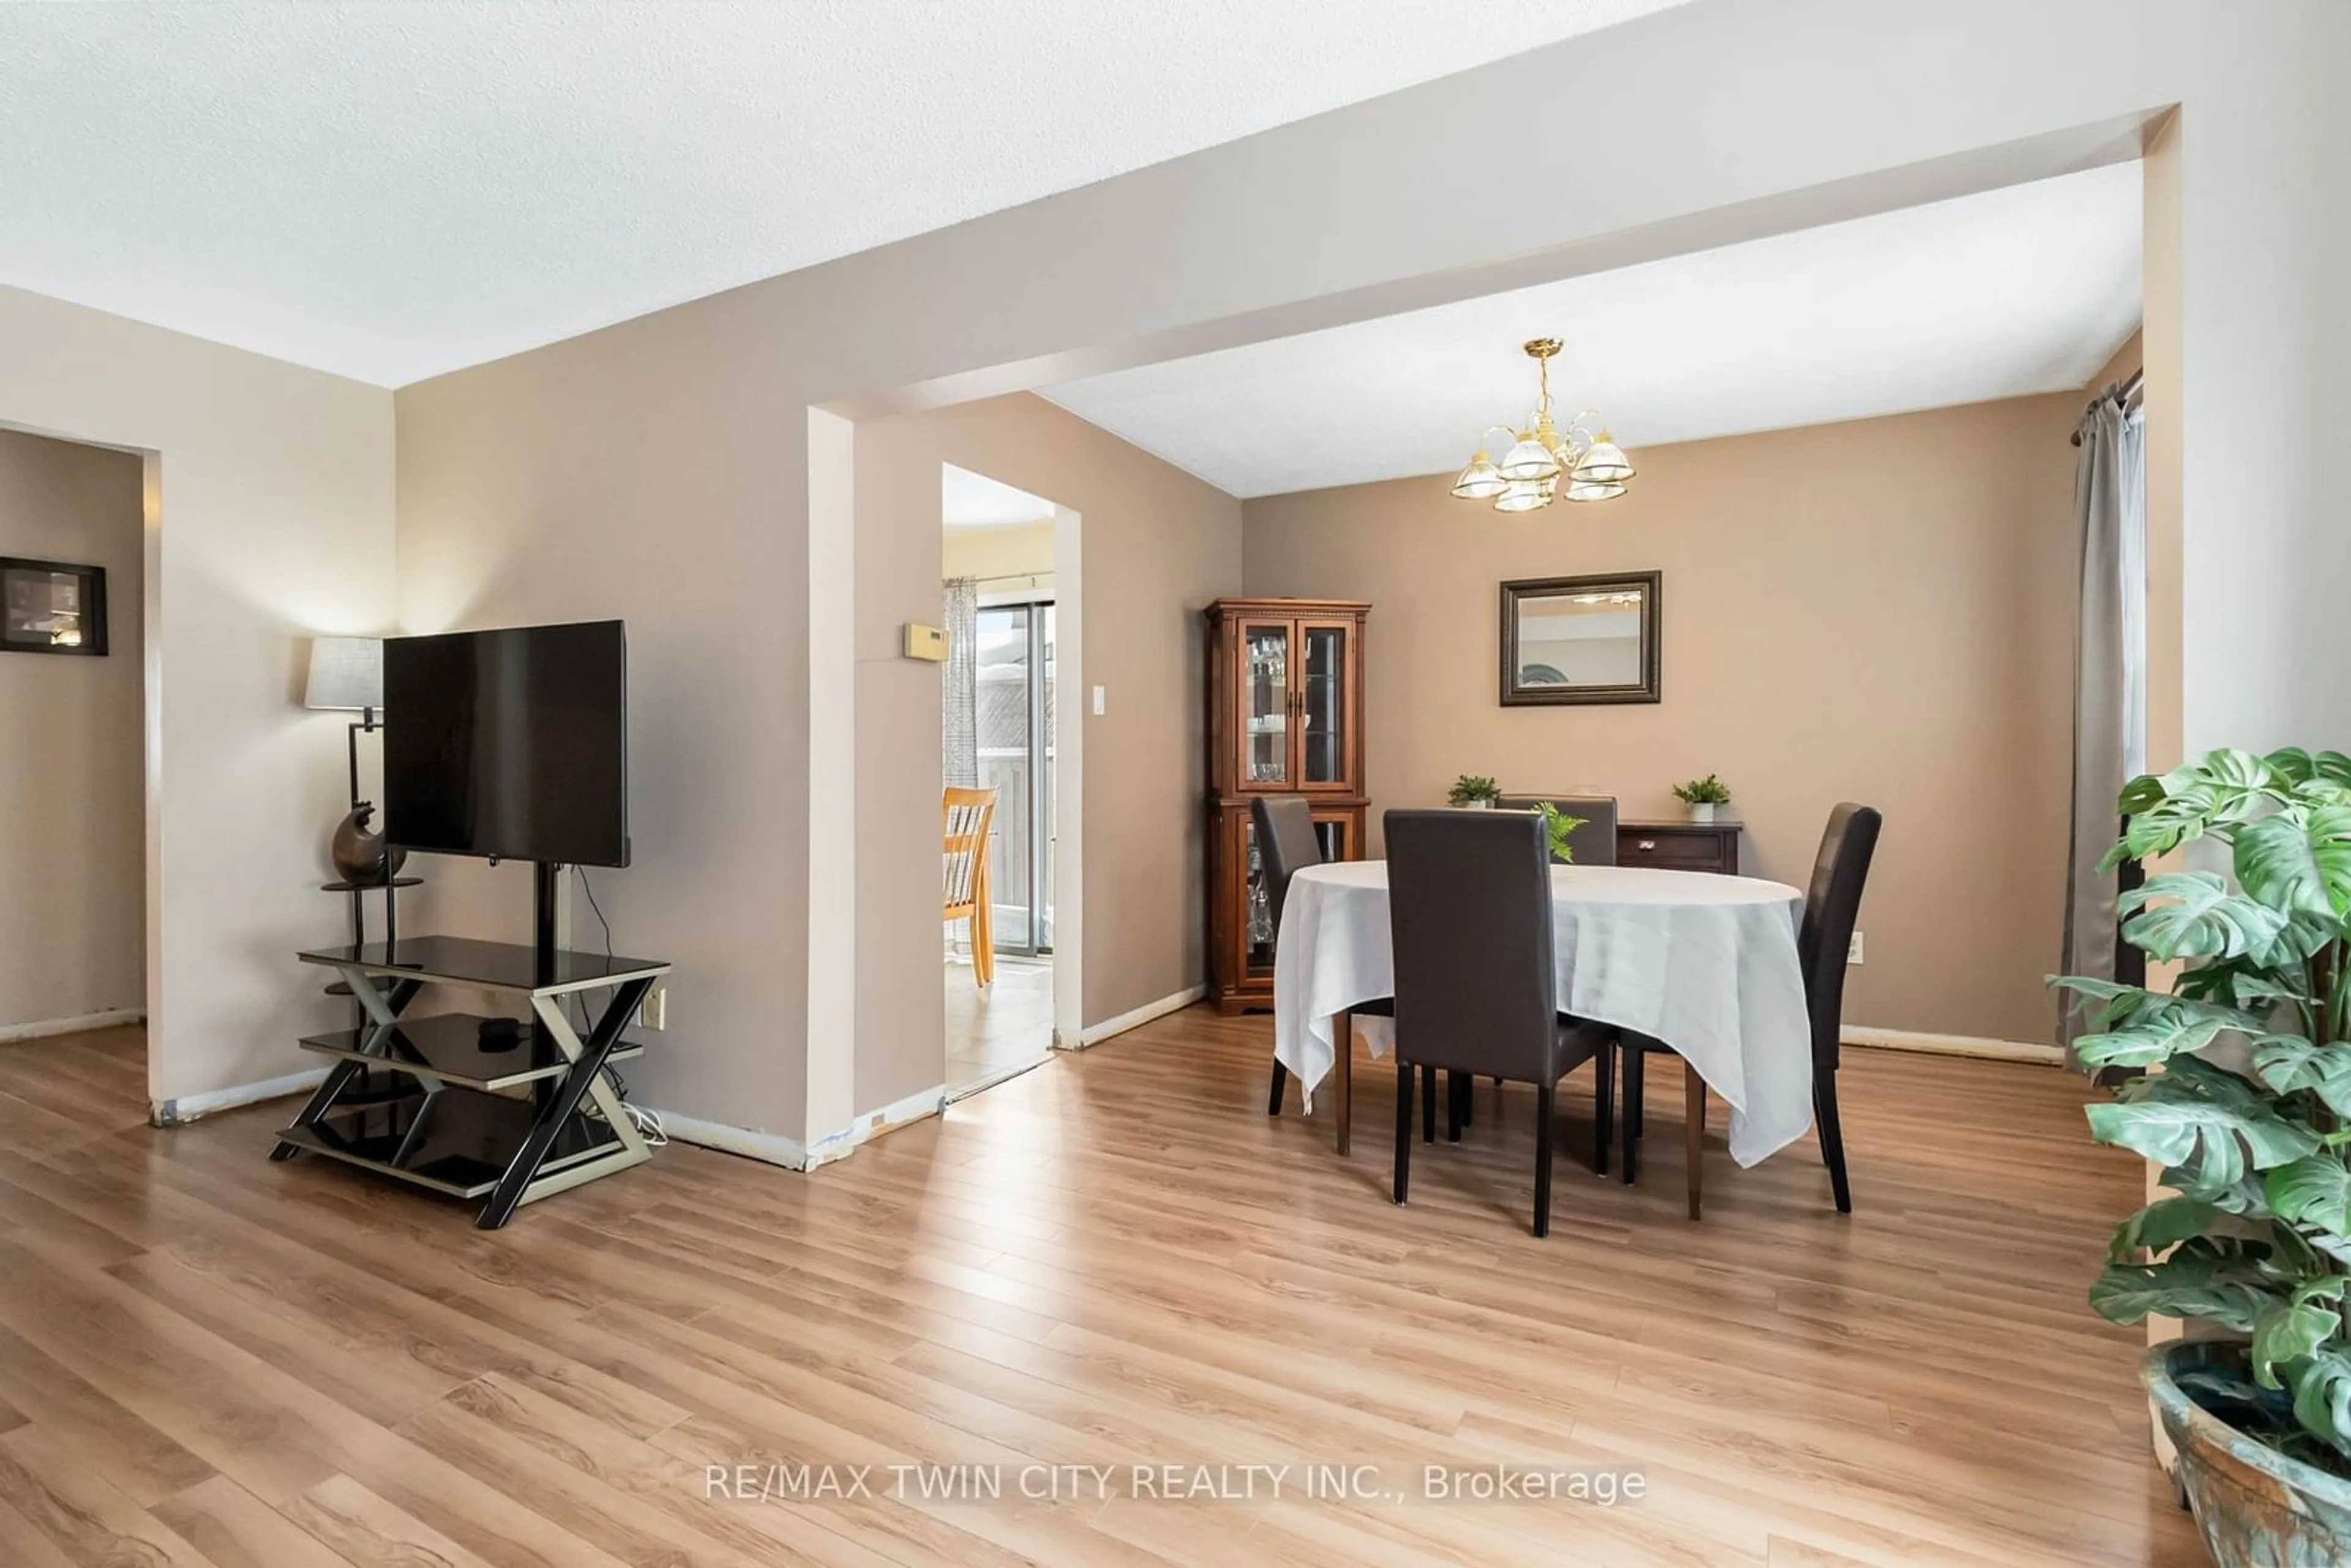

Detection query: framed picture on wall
xmin=1 ymin=557 xmax=108 ymax=656
xmin=1499 ymin=570 xmax=1660 ymax=705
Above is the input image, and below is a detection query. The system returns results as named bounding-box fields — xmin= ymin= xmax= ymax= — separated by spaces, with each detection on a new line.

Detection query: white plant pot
xmin=1687 ymin=801 xmax=1719 ymax=823
xmin=1459 ymin=798 xmax=1494 ymax=810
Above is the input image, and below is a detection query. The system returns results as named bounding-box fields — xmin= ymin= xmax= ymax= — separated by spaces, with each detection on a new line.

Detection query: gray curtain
xmin=942 ymin=576 xmax=980 ymax=789
xmin=2060 ymin=384 xmax=2147 ymax=1061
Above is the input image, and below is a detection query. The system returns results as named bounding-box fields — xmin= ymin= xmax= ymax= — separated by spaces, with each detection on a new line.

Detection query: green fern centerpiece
xmin=1533 ymin=801 xmax=1585 ymax=864
xmin=2055 ymin=745 xmax=2351 ymax=1474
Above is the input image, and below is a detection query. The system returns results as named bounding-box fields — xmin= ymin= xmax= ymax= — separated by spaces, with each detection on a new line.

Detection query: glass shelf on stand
xmin=320 ymin=874 xmax=420 ymax=995
xmin=280 ymin=926 xmax=671 ymax=1228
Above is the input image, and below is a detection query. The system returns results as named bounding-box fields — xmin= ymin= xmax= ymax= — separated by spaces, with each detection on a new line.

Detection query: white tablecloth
xmin=1272 ymin=861 xmax=1813 ymax=1167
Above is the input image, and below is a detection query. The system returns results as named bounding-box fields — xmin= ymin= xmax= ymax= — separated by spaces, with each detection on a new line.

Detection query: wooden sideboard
xmin=1617 ymin=819 xmax=1741 ymax=876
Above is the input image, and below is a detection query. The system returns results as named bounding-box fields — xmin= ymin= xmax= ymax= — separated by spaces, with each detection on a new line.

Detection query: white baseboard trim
xmin=1843 ymin=1026 xmax=2064 ymax=1065
xmin=659 ymin=1081 xmax=948 ymax=1173
xmin=152 ymin=1064 xmax=329 ymax=1128
xmin=803 ymin=1082 xmax=947 ymax=1169
xmin=1 ymin=1008 xmax=145 ymax=1045
xmin=1075 ymin=985 xmax=1207 ymax=1048
xmin=656 ymin=1111 xmax=811 ymax=1170
xmin=644 ymin=988 xmax=1210 ymax=1174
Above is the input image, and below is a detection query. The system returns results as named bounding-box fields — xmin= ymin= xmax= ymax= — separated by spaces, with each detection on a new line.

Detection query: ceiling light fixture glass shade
xmin=1450 ymin=433 xmax=1510 ymax=500
xmin=1493 ymin=478 xmax=1553 ymax=513
xmin=1453 ymin=337 xmax=1633 ymax=513
xmin=1572 ymin=433 xmax=1635 ymax=485
xmin=1498 ymin=427 xmax=1564 ymax=483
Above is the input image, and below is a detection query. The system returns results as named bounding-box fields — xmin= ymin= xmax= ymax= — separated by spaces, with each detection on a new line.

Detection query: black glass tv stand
xmin=276 ymin=926 xmax=670 ymax=1228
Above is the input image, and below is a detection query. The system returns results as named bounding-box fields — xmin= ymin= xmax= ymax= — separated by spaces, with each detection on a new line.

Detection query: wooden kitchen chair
xmin=943 ymin=786 xmax=999 ymax=986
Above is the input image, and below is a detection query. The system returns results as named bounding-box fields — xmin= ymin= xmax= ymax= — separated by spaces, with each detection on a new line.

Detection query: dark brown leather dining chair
xmin=1495 ymin=795 xmax=1619 ymax=865
xmin=1797 ymin=802 xmax=1881 ymax=1214
xmin=1384 ymin=809 xmax=1614 ymax=1237
xmin=1255 ymin=795 xmax=1387 ymax=1155
xmin=1619 ymin=801 xmax=1881 ymax=1218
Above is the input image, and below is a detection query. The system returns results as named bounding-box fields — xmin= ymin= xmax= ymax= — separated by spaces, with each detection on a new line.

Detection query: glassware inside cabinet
xmin=1242 ymin=623 xmax=1289 ymax=786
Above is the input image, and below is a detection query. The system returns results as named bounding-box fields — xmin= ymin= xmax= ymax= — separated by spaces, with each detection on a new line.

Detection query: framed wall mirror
xmin=1499 ymin=571 xmax=1660 ymax=706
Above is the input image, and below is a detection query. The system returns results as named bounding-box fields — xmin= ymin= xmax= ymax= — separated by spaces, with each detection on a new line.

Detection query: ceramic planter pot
xmin=1686 ymin=801 xmax=1719 ymax=824
xmin=2146 ymin=1341 xmax=2351 ymax=1566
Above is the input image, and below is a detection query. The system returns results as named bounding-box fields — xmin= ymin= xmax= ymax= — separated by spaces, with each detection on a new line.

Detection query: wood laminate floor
xmin=0 ymin=1018 xmax=2200 ymax=1566
xmin=945 ymin=956 xmax=1054 ymax=1095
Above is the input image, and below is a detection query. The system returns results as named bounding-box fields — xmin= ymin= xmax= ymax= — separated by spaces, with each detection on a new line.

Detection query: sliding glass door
xmin=973 ymin=601 xmax=1056 ymax=954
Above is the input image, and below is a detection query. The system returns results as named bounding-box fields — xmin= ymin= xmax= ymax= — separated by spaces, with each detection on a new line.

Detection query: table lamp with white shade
xmin=304 ymin=635 xmax=403 ymax=884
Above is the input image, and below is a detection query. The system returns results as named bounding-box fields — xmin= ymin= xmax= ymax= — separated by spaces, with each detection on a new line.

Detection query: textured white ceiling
xmin=0 ymin=0 xmax=1686 ymax=387
xmin=1044 ymin=164 xmax=2143 ymax=498
xmin=942 ymin=464 xmax=1054 ymax=530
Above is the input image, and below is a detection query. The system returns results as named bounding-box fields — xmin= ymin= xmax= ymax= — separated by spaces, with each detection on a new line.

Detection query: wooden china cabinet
xmin=1204 ymin=598 xmax=1370 ymax=1013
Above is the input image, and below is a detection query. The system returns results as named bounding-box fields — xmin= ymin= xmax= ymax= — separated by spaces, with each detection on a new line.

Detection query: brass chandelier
xmin=1451 ymin=337 xmax=1634 ymax=512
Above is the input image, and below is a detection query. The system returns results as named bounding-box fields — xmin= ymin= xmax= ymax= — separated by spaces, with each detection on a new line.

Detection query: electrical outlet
xmin=640 ymin=986 xmax=667 ymax=1031
xmin=1847 ymin=932 xmax=1864 ymax=965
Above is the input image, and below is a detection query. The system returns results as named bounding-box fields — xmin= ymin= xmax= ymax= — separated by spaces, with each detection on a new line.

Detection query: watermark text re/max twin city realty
xmin=703 ymin=1463 xmax=1648 ymax=1507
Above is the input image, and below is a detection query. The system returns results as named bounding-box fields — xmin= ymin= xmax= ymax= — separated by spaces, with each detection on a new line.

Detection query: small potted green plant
xmin=2052 ymin=746 xmax=2351 ymax=1565
xmin=1448 ymin=774 xmax=1501 ymax=810
xmin=1672 ymin=774 xmax=1731 ymax=824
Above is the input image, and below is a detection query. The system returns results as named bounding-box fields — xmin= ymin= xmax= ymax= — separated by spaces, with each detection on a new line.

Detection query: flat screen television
xmin=383 ymin=620 xmax=630 ymax=867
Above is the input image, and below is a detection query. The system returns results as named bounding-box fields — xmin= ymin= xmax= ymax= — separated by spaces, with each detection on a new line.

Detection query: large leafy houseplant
xmin=2057 ymin=746 xmax=2351 ymax=1474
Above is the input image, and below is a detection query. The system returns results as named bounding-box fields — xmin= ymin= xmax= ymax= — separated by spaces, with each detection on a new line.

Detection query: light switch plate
xmin=1848 ymin=932 xmax=1864 ymax=965
xmin=1092 ymin=685 xmax=1105 ymax=716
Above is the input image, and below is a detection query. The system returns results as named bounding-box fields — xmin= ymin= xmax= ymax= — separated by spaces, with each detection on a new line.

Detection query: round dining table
xmin=1272 ymin=860 xmax=1815 ymax=1168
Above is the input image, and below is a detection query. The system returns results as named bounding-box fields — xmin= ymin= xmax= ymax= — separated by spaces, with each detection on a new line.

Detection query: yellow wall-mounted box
xmin=903 ymin=623 xmax=949 ymax=662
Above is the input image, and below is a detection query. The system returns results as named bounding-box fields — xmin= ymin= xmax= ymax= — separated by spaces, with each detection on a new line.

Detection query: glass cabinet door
xmin=1299 ymin=621 xmax=1350 ymax=789
xmin=1243 ymin=812 xmax=1352 ymax=979
xmin=1243 ymin=816 xmax=1275 ymax=975
xmin=1239 ymin=620 xmax=1291 ymax=789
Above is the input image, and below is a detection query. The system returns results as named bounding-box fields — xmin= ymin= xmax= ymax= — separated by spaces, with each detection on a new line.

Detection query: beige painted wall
xmin=1245 ymin=395 xmax=2085 ymax=1045
xmin=394 ymin=317 xmax=808 ymax=1141
xmin=943 ymin=520 xmax=1056 ymax=588
xmin=0 ymin=429 xmax=146 ymax=1029
xmin=0 ymin=284 xmax=396 ymax=1113
xmin=2143 ymin=126 xmax=2184 ymax=787
xmin=2171 ymin=8 xmax=2350 ymax=761
xmin=856 ymin=394 xmax=1240 ymax=1113
xmin=396 ymin=383 xmax=1235 ymax=1138
xmin=392 ymin=0 xmax=2348 ymax=1147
